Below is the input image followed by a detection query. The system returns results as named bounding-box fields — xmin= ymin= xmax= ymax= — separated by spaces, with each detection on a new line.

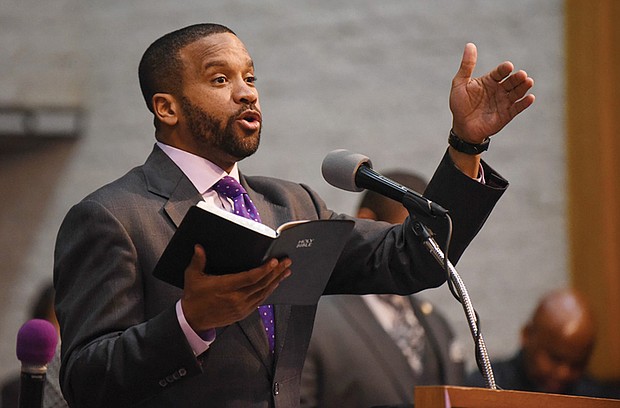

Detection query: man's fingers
xmin=511 ymin=93 xmax=536 ymax=116
xmin=226 ymin=259 xmax=291 ymax=308
xmin=250 ymin=258 xmax=292 ymax=290
xmin=184 ymin=253 xmax=291 ymax=308
xmin=490 ymin=61 xmax=514 ymax=83
xmin=216 ymin=258 xmax=291 ymax=291
xmin=499 ymin=69 xmax=529 ymax=91
xmin=247 ymin=265 xmax=292 ymax=307
xmin=506 ymin=77 xmax=535 ymax=103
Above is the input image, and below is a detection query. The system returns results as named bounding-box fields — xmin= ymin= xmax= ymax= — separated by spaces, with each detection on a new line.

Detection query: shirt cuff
xmin=476 ymin=163 xmax=485 ymax=184
xmin=176 ymin=300 xmax=214 ymax=356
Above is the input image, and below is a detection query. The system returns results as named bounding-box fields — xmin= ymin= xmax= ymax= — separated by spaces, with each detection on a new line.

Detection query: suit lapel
xmin=144 ymin=147 xmax=293 ymax=229
xmin=273 ymin=304 xmax=291 ymax=361
xmin=240 ymin=175 xmax=290 ymax=230
xmin=142 ymin=145 xmax=203 ymax=227
xmin=238 ymin=310 xmax=274 ymax=374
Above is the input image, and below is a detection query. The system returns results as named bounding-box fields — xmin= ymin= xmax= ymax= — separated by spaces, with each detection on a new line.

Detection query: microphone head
xmin=321 ymin=149 xmax=373 ymax=192
xmin=16 ymin=319 xmax=58 ymax=366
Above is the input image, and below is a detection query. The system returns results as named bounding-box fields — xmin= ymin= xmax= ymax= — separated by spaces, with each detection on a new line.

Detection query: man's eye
xmin=214 ymin=76 xmax=227 ymax=84
xmin=246 ymin=76 xmax=257 ymax=84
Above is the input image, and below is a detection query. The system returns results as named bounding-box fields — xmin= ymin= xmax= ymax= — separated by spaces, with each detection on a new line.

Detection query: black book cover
xmin=152 ymin=203 xmax=355 ymax=305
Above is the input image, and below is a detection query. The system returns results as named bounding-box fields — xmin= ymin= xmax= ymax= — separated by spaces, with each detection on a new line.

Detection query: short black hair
xmin=357 ymin=170 xmax=428 ymax=220
xmin=138 ymin=23 xmax=236 ymax=114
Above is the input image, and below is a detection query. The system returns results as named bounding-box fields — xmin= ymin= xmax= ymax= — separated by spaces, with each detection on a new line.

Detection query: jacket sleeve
xmin=323 ymin=149 xmax=507 ymax=295
xmin=54 ymin=200 xmax=203 ymax=407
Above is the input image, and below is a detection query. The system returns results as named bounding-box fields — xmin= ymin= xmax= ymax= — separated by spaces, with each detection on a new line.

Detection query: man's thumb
xmin=455 ymin=42 xmax=477 ymax=82
xmin=185 ymin=244 xmax=207 ymax=281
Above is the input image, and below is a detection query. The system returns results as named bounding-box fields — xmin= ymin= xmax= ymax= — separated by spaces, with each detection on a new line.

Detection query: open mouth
xmin=240 ymin=110 xmax=261 ymax=123
xmin=238 ymin=110 xmax=262 ymax=130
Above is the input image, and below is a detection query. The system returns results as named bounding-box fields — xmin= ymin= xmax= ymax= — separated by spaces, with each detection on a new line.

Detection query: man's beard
xmin=181 ymin=96 xmax=261 ymax=160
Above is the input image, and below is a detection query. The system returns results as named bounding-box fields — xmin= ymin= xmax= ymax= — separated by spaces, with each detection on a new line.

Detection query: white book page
xmin=196 ymin=201 xmax=277 ymax=238
xmin=275 ymin=219 xmax=310 ymax=233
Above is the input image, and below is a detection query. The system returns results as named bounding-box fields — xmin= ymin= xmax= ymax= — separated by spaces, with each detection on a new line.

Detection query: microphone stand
xmin=402 ymin=193 xmax=497 ymax=390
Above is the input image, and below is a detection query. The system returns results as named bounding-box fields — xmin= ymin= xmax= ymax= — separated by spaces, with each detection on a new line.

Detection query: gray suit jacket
xmin=53 ymin=145 xmax=506 ymax=407
xmin=300 ymin=296 xmax=464 ymax=408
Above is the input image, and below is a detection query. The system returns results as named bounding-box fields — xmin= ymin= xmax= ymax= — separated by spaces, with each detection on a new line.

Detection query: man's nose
xmin=234 ymin=80 xmax=258 ymax=105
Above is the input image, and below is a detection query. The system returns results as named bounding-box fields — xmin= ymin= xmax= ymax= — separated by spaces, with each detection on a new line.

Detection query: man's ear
xmin=357 ymin=207 xmax=378 ymax=221
xmin=152 ymin=93 xmax=179 ymax=127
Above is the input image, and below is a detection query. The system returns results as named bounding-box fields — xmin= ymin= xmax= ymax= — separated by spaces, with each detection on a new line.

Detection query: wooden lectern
xmin=415 ymin=386 xmax=620 ymax=408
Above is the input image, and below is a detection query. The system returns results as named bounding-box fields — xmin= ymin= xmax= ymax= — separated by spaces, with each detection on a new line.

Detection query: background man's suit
xmin=54 ymin=145 xmax=507 ymax=407
xmin=301 ymin=295 xmax=464 ymax=408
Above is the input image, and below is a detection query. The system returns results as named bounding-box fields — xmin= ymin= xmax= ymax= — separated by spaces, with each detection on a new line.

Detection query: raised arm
xmin=448 ymin=43 xmax=535 ymax=177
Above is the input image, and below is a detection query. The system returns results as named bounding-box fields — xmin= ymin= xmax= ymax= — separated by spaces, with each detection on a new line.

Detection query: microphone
xmin=16 ymin=319 xmax=59 ymax=408
xmin=321 ymin=149 xmax=448 ymax=217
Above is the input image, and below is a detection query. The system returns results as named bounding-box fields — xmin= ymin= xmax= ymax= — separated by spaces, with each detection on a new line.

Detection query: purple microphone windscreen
xmin=16 ymin=319 xmax=58 ymax=366
xmin=321 ymin=149 xmax=372 ymax=192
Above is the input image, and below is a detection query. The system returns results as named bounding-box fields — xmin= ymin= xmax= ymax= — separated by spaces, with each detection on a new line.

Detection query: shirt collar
xmin=156 ymin=142 xmax=240 ymax=194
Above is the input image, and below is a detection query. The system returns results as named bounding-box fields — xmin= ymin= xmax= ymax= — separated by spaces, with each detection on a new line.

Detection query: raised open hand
xmin=450 ymin=43 xmax=535 ymax=144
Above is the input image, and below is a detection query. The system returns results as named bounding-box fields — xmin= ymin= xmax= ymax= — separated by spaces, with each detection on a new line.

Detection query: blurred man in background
xmin=467 ymin=287 xmax=619 ymax=399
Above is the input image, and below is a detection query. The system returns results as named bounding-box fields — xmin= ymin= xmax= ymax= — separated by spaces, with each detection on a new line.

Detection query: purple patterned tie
xmin=213 ymin=176 xmax=275 ymax=353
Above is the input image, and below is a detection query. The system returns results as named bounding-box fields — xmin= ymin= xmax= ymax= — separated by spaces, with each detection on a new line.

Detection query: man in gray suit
xmin=301 ymin=172 xmax=464 ymax=408
xmin=53 ymin=23 xmax=535 ymax=407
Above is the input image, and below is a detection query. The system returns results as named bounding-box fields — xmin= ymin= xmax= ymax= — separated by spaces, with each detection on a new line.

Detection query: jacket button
xmin=273 ymin=382 xmax=280 ymax=395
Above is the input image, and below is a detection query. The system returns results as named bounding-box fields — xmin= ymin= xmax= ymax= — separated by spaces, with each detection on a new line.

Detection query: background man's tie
xmin=377 ymin=294 xmax=426 ymax=375
xmin=213 ymin=176 xmax=275 ymax=353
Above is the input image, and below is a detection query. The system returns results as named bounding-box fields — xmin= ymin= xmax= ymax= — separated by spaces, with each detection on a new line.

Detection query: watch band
xmin=448 ymin=129 xmax=490 ymax=155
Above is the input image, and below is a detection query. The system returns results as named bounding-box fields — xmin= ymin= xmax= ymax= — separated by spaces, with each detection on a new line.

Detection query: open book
xmin=152 ymin=201 xmax=355 ymax=305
